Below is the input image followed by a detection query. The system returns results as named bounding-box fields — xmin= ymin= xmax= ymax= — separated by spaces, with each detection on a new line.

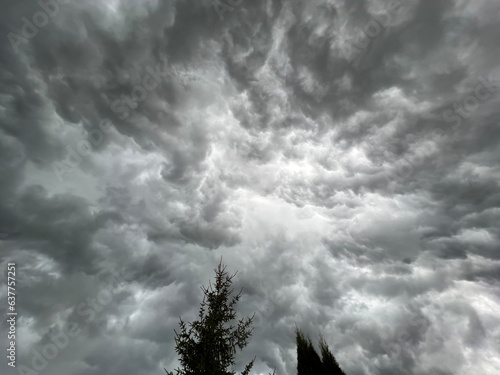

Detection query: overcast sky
xmin=1 ymin=0 xmax=500 ymax=374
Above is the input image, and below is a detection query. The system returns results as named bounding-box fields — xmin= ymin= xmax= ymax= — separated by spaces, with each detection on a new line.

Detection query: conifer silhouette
xmin=165 ymin=258 xmax=255 ymax=375
xmin=296 ymin=328 xmax=346 ymax=375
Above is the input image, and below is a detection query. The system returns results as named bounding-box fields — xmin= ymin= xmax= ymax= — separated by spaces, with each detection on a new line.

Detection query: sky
xmin=1 ymin=0 xmax=500 ymax=374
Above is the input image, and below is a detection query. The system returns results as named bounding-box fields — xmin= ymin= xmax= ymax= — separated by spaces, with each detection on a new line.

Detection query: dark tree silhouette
xmin=165 ymin=258 xmax=255 ymax=375
xmin=296 ymin=328 xmax=324 ymax=375
xmin=319 ymin=335 xmax=346 ymax=375
xmin=296 ymin=328 xmax=346 ymax=375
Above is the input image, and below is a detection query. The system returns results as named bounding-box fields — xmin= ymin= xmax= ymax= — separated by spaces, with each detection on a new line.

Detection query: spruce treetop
xmin=165 ymin=258 xmax=255 ymax=375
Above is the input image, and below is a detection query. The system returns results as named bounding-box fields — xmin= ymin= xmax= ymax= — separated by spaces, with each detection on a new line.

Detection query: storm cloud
xmin=1 ymin=1 xmax=499 ymax=374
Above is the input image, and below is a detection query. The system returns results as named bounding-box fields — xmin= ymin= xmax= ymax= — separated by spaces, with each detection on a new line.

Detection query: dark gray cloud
xmin=1 ymin=0 xmax=500 ymax=374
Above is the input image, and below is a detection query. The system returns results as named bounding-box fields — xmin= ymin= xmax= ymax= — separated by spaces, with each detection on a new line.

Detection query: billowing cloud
xmin=1 ymin=1 xmax=499 ymax=374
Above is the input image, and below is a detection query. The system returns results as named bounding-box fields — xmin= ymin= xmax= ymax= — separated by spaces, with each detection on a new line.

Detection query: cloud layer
xmin=1 ymin=1 xmax=499 ymax=374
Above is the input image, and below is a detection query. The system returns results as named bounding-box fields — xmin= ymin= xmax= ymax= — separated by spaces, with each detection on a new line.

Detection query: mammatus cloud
xmin=1 ymin=1 xmax=499 ymax=374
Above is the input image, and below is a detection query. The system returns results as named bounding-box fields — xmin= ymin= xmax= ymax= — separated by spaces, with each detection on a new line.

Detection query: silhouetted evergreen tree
xmin=165 ymin=258 xmax=255 ymax=375
xmin=296 ymin=328 xmax=310 ymax=375
xmin=319 ymin=335 xmax=346 ymax=375
xmin=296 ymin=328 xmax=324 ymax=375
xmin=296 ymin=328 xmax=346 ymax=375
